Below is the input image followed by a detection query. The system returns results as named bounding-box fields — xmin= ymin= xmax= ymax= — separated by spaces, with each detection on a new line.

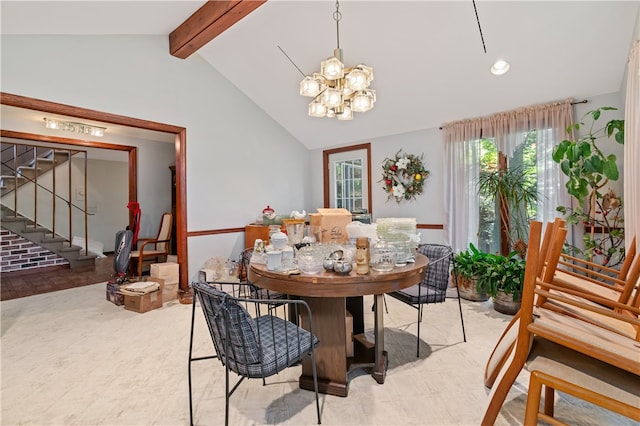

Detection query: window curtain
xmin=442 ymin=100 xmax=574 ymax=252
xmin=443 ymin=120 xmax=482 ymax=252
xmin=625 ymin=40 xmax=640 ymax=252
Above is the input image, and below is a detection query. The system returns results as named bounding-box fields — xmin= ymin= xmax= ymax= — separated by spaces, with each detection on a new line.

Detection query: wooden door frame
xmin=323 ymin=143 xmax=373 ymax=214
xmin=0 ymin=92 xmax=189 ymax=290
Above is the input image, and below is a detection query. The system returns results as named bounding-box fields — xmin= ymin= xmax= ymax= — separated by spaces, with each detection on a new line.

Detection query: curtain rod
xmin=438 ymin=99 xmax=589 ymax=130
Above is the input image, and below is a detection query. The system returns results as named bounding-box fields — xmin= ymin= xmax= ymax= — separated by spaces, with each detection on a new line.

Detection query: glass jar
xmin=296 ymin=245 xmax=324 ymax=275
xmin=370 ymin=239 xmax=397 ymax=272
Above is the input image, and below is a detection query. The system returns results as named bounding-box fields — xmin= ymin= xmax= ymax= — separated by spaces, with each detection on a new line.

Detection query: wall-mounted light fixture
xmin=44 ymin=118 xmax=106 ymax=137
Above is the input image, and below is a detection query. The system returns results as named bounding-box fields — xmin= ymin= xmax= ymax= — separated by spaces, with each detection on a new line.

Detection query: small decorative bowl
xmin=333 ymin=261 xmax=352 ymax=275
xmin=323 ymin=258 xmax=335 ymax=271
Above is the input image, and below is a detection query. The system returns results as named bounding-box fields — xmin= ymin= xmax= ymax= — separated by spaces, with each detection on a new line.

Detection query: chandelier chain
xmin=472 ymin=0 xmax=487 ymax=54
xmin=334 ymin=0 xmax=341 ymax=49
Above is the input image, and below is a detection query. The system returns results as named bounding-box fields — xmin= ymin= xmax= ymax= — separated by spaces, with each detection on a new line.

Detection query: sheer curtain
xmin=442 ymin=100 xmax=574 ymax=252
xmin=443 ymin=120 xmax=482 ymax=252
xmin=625 ymin=40 xmax=640 ymax=252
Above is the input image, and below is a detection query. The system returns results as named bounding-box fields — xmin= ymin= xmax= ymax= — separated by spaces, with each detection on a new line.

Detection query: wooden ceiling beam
xmin=169 ymin=0 xmax=267 ymax=59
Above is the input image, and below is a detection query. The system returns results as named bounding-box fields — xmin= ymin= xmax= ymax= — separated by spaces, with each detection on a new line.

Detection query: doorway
xmin=0 ymin=92 xmax=189 ymax=290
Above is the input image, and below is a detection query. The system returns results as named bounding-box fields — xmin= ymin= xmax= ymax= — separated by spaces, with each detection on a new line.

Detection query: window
xmin=477 ymin=131 xmax=538 ymax=254
xmin=443 ymin=99 xmax=573 ymax=254
xmin=333 ymin=158 xmax=363 ymax=211
xmin=323 ymin=143 xmax=372 ymax=214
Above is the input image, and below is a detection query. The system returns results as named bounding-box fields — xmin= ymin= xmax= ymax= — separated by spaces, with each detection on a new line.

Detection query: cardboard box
xmin=163 ymin=281 xmax=178 ymax=302
xmin=150 ymin=262 xmax=179 ymax=283
xmin=121 ymin=277 xmax=165 ymax=313
xmin=346 ymin=310 xmax=354 ymax=357
xmin=106 ymin=282 xmax=125 ymax=306
xmin=309 ymin=208 xmax=352 ymax=244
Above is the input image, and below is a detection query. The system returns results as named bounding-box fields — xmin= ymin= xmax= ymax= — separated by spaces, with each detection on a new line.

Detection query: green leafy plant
xmin=552 ymin=107 xmax=624 ymax=207
xmin=475 ymin=251 xmax=526 ymax=301
xmin=477 ymin=167 xmax=539 ymax=256
xmin=552 ymin=107 xmax=625 ymax=267
xmin=454 ymin=243 xmax=488 ymax=280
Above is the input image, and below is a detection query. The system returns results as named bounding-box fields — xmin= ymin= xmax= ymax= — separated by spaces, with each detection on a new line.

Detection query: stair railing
xmin=0 ymin=142 xmax=91 ymax=256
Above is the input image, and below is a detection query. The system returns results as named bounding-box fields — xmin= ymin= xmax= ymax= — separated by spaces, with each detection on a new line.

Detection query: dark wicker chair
xmin=386 ymin=244 xmax=467 ymax=357
xmin=188 ymin=281 xmax=321 ymax=426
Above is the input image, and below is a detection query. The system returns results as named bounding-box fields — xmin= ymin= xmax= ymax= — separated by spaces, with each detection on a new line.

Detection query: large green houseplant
xmin=453 ymin=243 xmax=489 ymax=302
xmin=552 ymin=107 xmax=625 ymax=267
xmin=454 ymin=243 xmax=525 ymax=314
xmin=475 ymin=251 xmax=526 ymax=315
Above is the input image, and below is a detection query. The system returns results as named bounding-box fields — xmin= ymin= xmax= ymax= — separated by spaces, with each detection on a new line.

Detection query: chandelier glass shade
xmin=299 ymin=2 xmax=375 ymax=120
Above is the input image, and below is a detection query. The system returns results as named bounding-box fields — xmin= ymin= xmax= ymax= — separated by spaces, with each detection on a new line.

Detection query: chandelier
xmin=299 ymin=0 xmax=375 ymax=120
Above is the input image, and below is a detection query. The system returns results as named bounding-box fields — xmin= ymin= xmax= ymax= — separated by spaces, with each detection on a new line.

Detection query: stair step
xmin=77 ymin=253 xmax=98 ymax=261
xmin=42 ymin=236 xmax=67 ymax=244
xmin=22 ymin=226 xmax=48 ymax=234
xmin=1 ymin=216 xmax=29 ymax=223
xmin=59 ymin=245 xmax=81 ymax=253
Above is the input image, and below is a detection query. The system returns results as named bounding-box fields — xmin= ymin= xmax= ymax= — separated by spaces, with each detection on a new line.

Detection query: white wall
xmin=1 ymin=35 xmax=310 ymax=281
xmin=310 ymin=126 xmax=446 ymax=245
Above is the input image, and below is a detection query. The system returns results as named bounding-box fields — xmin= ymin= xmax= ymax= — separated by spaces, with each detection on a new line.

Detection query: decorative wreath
xmin=380 ymin=150 xmax=429 ymax=202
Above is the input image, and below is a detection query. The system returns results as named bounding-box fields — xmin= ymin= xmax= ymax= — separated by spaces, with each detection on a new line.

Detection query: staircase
xmin=0 ymin=142 xmax=96 ymax=269
xmin=1 ymin=146 xmax=71 ymax=196
xmin=1 ymin=208 xmax=97 ymax=269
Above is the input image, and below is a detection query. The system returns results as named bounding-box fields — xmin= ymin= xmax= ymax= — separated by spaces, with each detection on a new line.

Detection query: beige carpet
xmin=1 ymin=283 xmax=633 ymax=425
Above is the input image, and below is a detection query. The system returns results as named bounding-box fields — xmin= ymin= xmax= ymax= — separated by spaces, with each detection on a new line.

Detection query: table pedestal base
xmin=299 ymin=295 xmax=388 ymax=397
xmin=299 ymin=374 xmax=349 ymax=397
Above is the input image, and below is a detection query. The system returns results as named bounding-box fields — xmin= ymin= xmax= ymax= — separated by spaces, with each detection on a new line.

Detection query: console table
xmin=248 ymin=254 xmax=428 ymax=397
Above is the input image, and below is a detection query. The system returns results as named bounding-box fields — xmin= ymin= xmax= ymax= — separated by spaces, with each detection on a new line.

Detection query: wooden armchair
xmin=128 ymin=212 xmax=172 ymax=277
xmin=482 ymin=221 xmax=640 ymax=425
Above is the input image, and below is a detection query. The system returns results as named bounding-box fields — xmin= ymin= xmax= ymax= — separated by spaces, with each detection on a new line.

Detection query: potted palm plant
xmin=477 ymin=167 xmax=538 ymax=257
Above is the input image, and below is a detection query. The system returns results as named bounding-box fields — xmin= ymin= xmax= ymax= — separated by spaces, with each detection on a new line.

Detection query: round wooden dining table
xmin=249 ymin=253 xmax=428 ymax=397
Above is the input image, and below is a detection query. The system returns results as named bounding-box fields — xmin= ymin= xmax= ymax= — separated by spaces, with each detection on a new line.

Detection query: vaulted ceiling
xmin=2 ymin=1 xmax=638 ymax=150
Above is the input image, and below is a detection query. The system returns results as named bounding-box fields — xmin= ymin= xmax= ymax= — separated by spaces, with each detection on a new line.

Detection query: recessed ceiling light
xmin=491 ymin=59 xmax=510 ymax=75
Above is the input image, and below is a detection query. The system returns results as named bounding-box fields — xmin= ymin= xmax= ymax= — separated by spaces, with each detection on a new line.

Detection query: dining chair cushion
xmin=250 ymin=316 xmax=319 ymax=378
xmin=484 ymin=315 xmax=519 ymax=388
xmin=530 ymin=307 xmax=640 ymax=374
xmin=526 ymin=337 xmax=640 ymax=407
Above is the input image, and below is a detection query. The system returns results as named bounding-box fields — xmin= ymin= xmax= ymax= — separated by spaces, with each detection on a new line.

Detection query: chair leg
xmin=416 ymin=304 xmax=424 ymax=357
xmin=543 ymin=385 xmax=555 ymax=418
xmin=481 ymin=355 xmax=527 ymax=425
xmin=452 ymin=258 xmax=467 ymax=343
xmin=524 ymin=371 xmax=544 ymax=425
xmin=455 ymin=286 xmax=467 ymax=342
xmin=188 ymin=292 xmax=198 ymax=426
xmin=225 ymin=363 xmax=230 ymax=426
xmin=310 ymin=349 xmax=322 ymax=424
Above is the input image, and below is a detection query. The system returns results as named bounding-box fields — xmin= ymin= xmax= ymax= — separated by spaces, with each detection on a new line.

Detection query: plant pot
xmin=492 ymin=290 xmax=521 ymax=315
xmin=456 ymin=275 xmax=489 ymax=302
